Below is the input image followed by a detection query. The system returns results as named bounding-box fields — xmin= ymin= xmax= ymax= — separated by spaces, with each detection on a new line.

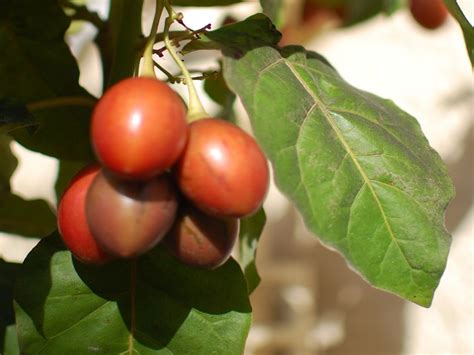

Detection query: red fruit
xmin=410 ymin=0 xmax=448 ymax=29
xmin=164 ymin=204 xmax=239 ymax=269
xmin=57 ymin=165 xmax=111 ymax=264
xmin=86 ymin=170 xmax=178 ymax=258
xmin=175 ymin=118 xmax=269 ymax=218
xmin=91 ymin=77 xmax=188 ymax=180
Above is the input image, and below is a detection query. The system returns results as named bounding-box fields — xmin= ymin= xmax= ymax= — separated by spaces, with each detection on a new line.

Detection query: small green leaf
xmin=0 ymin=0 xmax=94 ymax=160
xmin=14 ymin=234 xmax=251 ymax=354
xmin=239 ymin=209 xmax=266 ymax=294
xmin=0 ymin=193 xmax=56 ymax=237
xmin=223 ymin=45 xmax=454 ymax=307
xmin=444 ymin=0 xmax=474 ymax=66
xmin=183 ymin=14 xmax=281 ymax=57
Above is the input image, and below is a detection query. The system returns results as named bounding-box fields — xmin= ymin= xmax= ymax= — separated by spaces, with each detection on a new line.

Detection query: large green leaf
xmin=0 ymin=259 xmax=20 ymax=354
xmin=444 ymin=0 xmax=474 ymax=66
xmin=223 ymin=45 xmax=454 ymax=307
xmin=238 ymin=209 xmax=266 ymax=294
xmin=14 ymin=234 xmax=251 ymax=354
xmin=0 ymin=193 xmax=56 ymax=237
xmin=2 ymin=325 xmax=19 ymax=355
xmin=0 ymin=0 xmax=94 ymax=160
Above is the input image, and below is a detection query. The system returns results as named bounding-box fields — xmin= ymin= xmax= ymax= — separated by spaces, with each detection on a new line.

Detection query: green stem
xmin=27 ymin=97 xmax=97 ymax=112
xmin=162 ymin=1 xmax=208 ymax=121
xmin=141 ymin=1 xmax=163 ymax=78
xmin=107 ymin=0 xmax=144 ymax=87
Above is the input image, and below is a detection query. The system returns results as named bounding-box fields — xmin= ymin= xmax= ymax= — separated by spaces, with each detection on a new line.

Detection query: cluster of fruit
xmin=58 ymin=77 xmax=269 ymax=269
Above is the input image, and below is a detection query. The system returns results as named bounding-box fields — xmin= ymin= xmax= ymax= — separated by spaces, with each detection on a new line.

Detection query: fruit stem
xmin=161 ymin=0 xmax=208 ymax=122
xmin=140 ymin=0 xmax=163 ymax=78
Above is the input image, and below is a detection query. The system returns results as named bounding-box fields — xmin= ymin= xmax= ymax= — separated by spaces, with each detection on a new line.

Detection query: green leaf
xmin=1 ymin=259 xmax=20 ymax=354
xmin=173 ymin=0 xmax=241 ymax=6
xmin=223 ymin=45 xmax=454 ymax=307
xmin=2 ymin=325 xmax=19 ymax=355
xmin=183 ymin=14 xmax=281 ymax=56
xmin=259 ymin=0 xmax=286 ymax=28
xmin=239 ymin=209 xmax=266 ymax=294
xmin=14 ymin=234 xmax=251 ymax=354
xmin=55 ymin=160 xmax=89 ymax=201
xmin=0 ymin=193 xmax=56 ymax=237
xmin=342 ymin=0 xmax=402 ymax=26
xmin=0 ymin=100 xmax=37 ymax=135
xmin=204 ymin=70 xmax=237 ymax=123
xmin=444 ymin=0 xmax=474 ymax=66
xmin=0 ymin=0 xmax=94 ymax=160
xmin=0 ymin=135 xmax=18 ymax=192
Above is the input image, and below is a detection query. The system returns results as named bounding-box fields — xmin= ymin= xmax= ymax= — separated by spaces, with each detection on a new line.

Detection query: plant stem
xmin=162 ymin=1 xmax=208 ymax=121
xmin=107 ymin=0 xmax=144 ymax=87
xmin=27 ymin=96 xmax=97 ymax=112
xmin=141 ymin=1 xmax=163 ymax=78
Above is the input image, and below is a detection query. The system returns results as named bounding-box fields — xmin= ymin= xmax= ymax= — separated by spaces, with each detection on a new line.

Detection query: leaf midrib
xmin=282 ymin=59 xmax=413 ymax=273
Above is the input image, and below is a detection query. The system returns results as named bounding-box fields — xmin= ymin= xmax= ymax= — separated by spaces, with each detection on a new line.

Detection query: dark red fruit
xmin=91 ymin=77 xmax=188 ymax=180
xmin=410 ymin=0 xmax=448 ymax=29
xmin=175 ymin=118 xmax=269 ymax=218
xmin=57 ymin=165 xmax=111 ymax=264
xmin=164 ymin=204 xmax=239 ymax=269
xmin=86 ymin=170 xmax=178 ymax=258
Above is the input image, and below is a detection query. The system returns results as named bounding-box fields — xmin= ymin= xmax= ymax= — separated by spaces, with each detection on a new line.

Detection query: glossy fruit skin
xmin=91 ymin=77 xmax=188 ymax=180
xmin=57 ymin=165 xmax=111 ymax=264
xmin=86 ymin=169 xmax=178 ymax=258
xmin=175 ymin=118 xmax=270 ymax=218
xmin=164 ymin=204 xmax=239 ymax=269
xmin=410 ymin=0 xmax=448 ymax=29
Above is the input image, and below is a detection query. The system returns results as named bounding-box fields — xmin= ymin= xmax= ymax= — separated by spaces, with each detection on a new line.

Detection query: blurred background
xmin=0 ymin=0 xmax=472 ymax=354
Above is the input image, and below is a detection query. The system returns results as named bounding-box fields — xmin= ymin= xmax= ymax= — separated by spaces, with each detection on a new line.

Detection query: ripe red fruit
xmin=57 ymin=165 xmax=111 ymax=264
xmin=409 ymin=0 xmax=448 ymax=30
xmin=175 ymin=118 xmax=269 ymax=218
xmin=85 ymin=170 xmax=178 ymax=258
xmin=91 ymin=77 xmax=188 ymax=180
xmin=164 ymin=204 xmax=239 ymax=269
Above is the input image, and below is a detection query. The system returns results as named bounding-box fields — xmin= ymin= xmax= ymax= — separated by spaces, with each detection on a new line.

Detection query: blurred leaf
xmin=55 ymin=160 xmax=89 ymax=201
xmin=2 ymin=325 xmax=19 ymax=355
xmin=444 ymin=0 xmax=474 ymax=66
xmin=0 ymin=0 xmax=94 ymax=160
xmin=0 ymin=99 xmax=37 ymax=135
xmin=0 ymin=193 xmax=56 ymax=237
xmin=223 ymin=45 xmax=454 ymax=307
xmin=15 ymin=234 xmax=251 ymax=354
xmin=0 ymin=259 xmax=20 ymax=354
xmin=342 ymin=0 xmax=402 ymax=26
xmin=204 ymin=70 xmax=236 ymax=123
xmin=239 ymin=209 xmax=266 ymax=294
xmin=0 ymin=135 xmax=18 ymax=192
xmin=183 ymin=14 xmax=281 ymax=57
xmin=259 ymin=0 xmax=285 ymax=28
xmin=173 ymin=0 xmax=241 ymax=6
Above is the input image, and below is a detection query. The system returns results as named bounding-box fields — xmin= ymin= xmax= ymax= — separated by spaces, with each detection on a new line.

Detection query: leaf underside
xmin=14 ymin=234 xmax=251 ymax=354
xmin=223 ymin=45 xmax=454 ymax=307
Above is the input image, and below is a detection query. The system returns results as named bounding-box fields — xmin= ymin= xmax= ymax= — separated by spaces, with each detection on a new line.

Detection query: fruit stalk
xmin=162 ymin=0 xmax=208 ymax=121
